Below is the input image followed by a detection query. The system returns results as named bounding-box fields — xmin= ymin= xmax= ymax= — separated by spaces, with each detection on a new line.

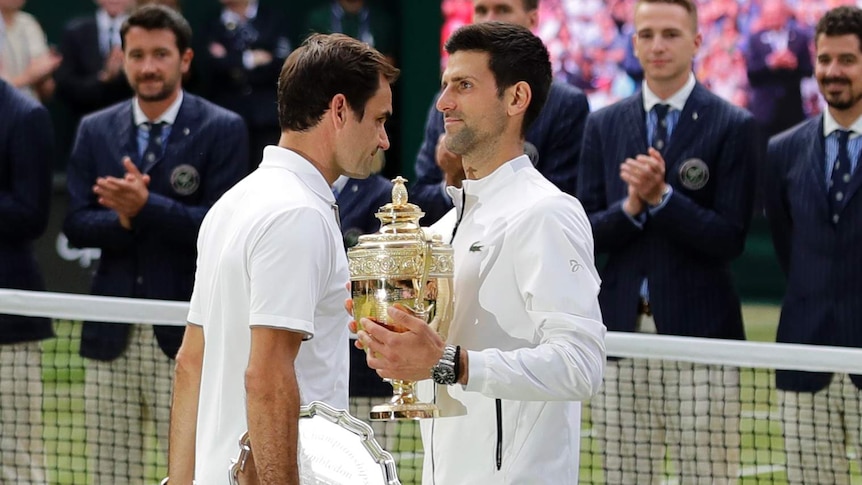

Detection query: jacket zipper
xmin=495 ymin=398 xmax=502 ymax=470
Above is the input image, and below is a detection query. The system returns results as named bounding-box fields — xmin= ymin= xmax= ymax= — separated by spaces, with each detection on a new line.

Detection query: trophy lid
xmin=347 ymin=177 xmax=453 ymax=280
xmin=372 ymin=176 xmax=424 ymax=234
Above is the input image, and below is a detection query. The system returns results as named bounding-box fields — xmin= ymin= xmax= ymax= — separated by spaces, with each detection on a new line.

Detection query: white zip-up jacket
xmin=418 ymin=156 xmax=606 ymax=484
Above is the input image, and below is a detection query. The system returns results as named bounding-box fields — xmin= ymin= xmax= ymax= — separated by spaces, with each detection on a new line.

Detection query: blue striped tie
xmin=829 ymin=130 xmax=853 ymax=223
xmin=652 ymin=104 xmax=670 ymax=154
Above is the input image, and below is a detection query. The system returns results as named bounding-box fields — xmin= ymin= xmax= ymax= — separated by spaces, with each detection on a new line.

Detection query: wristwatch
xmin=431 ymin=345 xmax=459 ymax=385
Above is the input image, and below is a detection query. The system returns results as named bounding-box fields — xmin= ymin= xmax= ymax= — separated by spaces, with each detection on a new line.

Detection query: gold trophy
xmin=348 ymin=177 xmax=454 ymax=420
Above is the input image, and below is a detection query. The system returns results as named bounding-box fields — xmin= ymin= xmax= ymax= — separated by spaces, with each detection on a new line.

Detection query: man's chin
xmin=136 ymin=90 xmax=172 ymax=103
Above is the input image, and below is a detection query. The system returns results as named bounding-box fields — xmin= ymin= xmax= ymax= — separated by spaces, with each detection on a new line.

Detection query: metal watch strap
xmin=432 ymin=344 xmax=458 ymax=385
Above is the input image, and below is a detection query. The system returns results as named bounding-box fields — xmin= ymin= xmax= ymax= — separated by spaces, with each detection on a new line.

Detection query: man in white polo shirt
xmin=165 ymin=33 xmax=398 ymax=485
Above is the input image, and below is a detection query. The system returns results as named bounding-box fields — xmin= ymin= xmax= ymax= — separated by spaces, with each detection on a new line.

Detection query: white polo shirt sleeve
xmin=247 ymin=207 xmax=334 ymax=339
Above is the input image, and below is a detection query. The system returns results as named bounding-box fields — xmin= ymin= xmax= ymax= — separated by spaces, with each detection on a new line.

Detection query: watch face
xmin=432 ymin=364 xmax=456 ymax=385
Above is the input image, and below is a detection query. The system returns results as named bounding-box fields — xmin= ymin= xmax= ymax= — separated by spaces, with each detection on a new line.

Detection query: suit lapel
xmin=117 ymin=102 xmax=138 ymax=169
xmin=625 ymin=94 xmax=649 ymax=155
xmin=843 ymin=139 xmax=862 ymax=207
xmin=663 ymin=83 xmax=708 ymax=173
xmin=804 ymin=117 xmax=829 ymax=205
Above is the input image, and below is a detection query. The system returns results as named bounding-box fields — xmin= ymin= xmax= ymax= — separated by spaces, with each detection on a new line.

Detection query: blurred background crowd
xmin=445 ymin=0 xmax=857 ymax=119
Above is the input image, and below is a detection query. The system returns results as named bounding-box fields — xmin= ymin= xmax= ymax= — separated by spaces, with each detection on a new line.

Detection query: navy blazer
xmin=54 ymin=15 xmax=133 ymax=118
xmin=745 ymin=25 xmax=813 ymax=136
xmin=336 ymin=175 xmax=392 ymax=249
xmin=63 ymin=93 xmax=248 ymax=361
xmin=577 ymin=83 xmax=760 ymax=339
xmin=0 ymin=80 xmax=54 ymax=344
xmin=199 ymin=5 xmax=290 ymax=130
xmin=411 ymin=80 xmax=589 ymax=224
xmin=765 ymin=117 xmax=862 ymax=392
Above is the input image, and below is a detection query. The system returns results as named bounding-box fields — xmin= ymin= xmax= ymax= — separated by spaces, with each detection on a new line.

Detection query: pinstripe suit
xmin=63 ymin=93 xmax=247 ymax=482
xmin=0 ymin=78 xmax=52 ymax=484
xmin=578 ymin=82 xmax=760 ymax=483
xmin=411 ymin=80 xmax=589 ymax=224
xmin=578 ymin=82 xmax=758 ymax=338
xmin=765 ymin=115 xmax=862 ymax=484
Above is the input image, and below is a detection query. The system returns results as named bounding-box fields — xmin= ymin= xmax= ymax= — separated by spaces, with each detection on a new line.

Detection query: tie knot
xmin=145 ymin=121 xmax=167 ymax=143
xmin=837 ymin=129 xmax=852 ymax=145
xmin=653 ymin=104 xmax=670 ymax=120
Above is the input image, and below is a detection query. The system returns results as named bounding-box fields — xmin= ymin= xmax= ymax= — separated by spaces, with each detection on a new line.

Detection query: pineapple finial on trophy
xmin=391 ymin=176 xmax=409 ymax=207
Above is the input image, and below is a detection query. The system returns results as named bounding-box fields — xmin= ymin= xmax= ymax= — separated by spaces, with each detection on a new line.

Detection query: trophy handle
xmin=228 ymin=432 xmax=256 ymax=485
xmin=413 ymin=229 xmax=435 ymax=318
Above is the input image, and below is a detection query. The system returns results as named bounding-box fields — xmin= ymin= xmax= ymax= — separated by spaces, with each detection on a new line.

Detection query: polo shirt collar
xmin=259 ymin=146 xmax=335 ymax=204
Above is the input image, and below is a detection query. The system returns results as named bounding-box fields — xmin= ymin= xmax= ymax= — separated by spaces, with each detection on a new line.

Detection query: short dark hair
xmin=277 ymin=33 xmax=400 ymax=132
xmin=444 ymin=21 xmax=551 ymax=136
xmin=121 ymin=4 xmax=192 ymax=53
xmin=816 ymin=6 xmax=862 ymax=49
xmin=521 ymin=0 xmax=539 ymax=11
xmin=635 ymin=0 xmax=698 ymax=31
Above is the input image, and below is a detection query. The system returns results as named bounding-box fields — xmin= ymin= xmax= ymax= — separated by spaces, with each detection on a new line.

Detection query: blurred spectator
xmin=440 ymin=0 xmax=473 ymax=69
xmin=0 ymin=0 xmax=61 ymax=102
xmin=0 ymin=76 xmax=53 ymax=485
xmin=62 ymin=6 xmax=247 ymax=482
xmin=199 ymin=0 xmax=291 ymax=171
xmin=745 ymin=0 xmax=814 ymax=137
xmin=764 ymin=6 xmax=862 ymax=483
xmin=55 ymin=0 xmax=134 ymax=123
xmin=700 ymin=19 xmax=749 ymax=106
xmin=137 ymin=0 xmax=182 ymax=10
xmin=448 ymin=0 xmax=826 ymax=118
xmin=305 ymin=0 xmax=396 ymax=61
xmin=578 ymin=0 xmax=759 ymax=481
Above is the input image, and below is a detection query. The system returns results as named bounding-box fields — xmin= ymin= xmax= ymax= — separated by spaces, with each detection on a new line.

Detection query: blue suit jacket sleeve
xmin=532 ymin=82 xmax=590 ymax=196
xmin=64 ymin=117 xmax=137 ymax=252
xmin=0 ymin=99 xmax=53 ymax=242
xmin=764 ymin=131 xmax=795 ymax=275
xmin=410 ymin=96 xmax=452 ymax=224
xmin=577 ymin=111 xmax=643 ymax=253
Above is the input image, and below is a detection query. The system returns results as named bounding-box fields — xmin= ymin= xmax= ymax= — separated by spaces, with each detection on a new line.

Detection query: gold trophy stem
xmin=370 ymin=380 xmax=439 ymax=420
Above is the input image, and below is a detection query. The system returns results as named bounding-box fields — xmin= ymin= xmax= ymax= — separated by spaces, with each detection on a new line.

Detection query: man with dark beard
xmin=764 ymin=6 xmax=862 ymax=484
xmin=63 ymin=5 xmax=247 ymax=482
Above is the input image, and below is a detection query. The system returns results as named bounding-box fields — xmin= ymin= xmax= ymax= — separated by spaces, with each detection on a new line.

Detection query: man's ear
xmin=506 ymin=81 xmax=532 ymax=117
xmin=330 ymin=93 xmax=349 ymax=129
xmin=181 ymin=48 xmax=194 ymax=74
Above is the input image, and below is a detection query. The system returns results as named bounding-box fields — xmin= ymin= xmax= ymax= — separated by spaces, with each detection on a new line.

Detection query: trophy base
xmin=370 ymin=402 xmax=439 ymax=421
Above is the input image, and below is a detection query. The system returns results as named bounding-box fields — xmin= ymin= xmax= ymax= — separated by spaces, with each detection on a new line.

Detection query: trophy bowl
xmin=347 ymin=177 xmax=454 ymax=421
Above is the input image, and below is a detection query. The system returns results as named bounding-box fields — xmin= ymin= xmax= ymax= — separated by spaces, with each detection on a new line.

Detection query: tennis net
xmin=2 ymin=290 xmax=862 ymax=484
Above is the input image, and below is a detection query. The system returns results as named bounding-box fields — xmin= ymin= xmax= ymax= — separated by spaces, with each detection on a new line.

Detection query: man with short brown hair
xmin=168 ymin=33 xmax=398 ymax=485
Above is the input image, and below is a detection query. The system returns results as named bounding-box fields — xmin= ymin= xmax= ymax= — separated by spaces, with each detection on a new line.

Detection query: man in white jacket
xmin=356 ymin=21 xmax=606 ymax=484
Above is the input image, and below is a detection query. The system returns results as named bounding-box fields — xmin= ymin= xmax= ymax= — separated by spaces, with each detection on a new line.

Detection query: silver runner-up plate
xmin=229 ymin=401 xmax=401 ymax=485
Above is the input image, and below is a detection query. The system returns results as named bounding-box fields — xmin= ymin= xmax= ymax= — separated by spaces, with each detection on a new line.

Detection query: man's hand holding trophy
xmin=347 ymin=176 xmax=454 ymax=420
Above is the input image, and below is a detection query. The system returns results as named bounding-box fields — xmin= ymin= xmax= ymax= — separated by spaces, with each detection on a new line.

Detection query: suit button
xmin=136 ymin=276 xmax=144 ymax=285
